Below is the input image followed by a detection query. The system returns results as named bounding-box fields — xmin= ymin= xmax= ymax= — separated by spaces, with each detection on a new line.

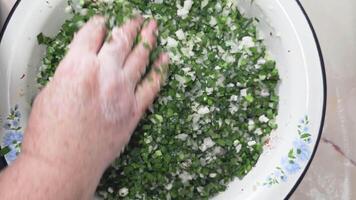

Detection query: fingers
xmin=98 ymin=16 xmax=144 ymax=69
xmin=69 ymin=16 xmax=107 ymax=54
xmin=135 ymin=53 xmax=169 ymax=114
xmin=123 ymin=19 xmax=158 ymax=84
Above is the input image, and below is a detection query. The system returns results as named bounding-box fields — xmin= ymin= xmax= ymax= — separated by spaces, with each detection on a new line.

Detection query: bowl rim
xmin=0 ymin=0 xmax=327 ymax=198
xmin=285 ymin=1 xmax=327 ymax=198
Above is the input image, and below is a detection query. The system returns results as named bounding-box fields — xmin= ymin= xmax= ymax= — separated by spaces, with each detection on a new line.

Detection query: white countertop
xmin=1 ymin=0 xmax=355 ymax=199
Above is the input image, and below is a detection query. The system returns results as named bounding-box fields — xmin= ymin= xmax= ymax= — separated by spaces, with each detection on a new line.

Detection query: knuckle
xmin=113 ymin=27 xmax=130 ymax=49
xmin=79 ymin=55 xmax=100 ymax=72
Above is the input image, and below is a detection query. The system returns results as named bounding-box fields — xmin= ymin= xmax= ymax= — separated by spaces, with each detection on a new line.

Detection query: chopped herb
xmin=37 ymin=33 xmax=52 ymax=45
xmin=153 ymin=67 xmax=162 ymax=74
xmin=0 ymin=146 xmax=11 ymax=156
xmin=37 ymin=0 xmax=279 ymax=199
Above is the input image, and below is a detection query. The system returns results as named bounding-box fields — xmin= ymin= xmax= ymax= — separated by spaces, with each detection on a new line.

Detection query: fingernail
xmin=154 ymin=29 xmax=159 ymax=37
xmin=148 ymin=19 xmax=157 ymax=30
xmin=161 ymin=64 xmax=169 ymax=75
xmin=147 ymin=75 xmax=153 ymax=82
xmin=131 ymin=15 xmax=144 ymax=25
xmin=137 ymin=15 xmax=144 ymax=22
xmin=92 ymin=16 xmax=105 ymax=27
xmin=161 ymin=53 xmax=170 ymax=64
xmin=142 ymin=18 xmax=150 ymax=27
xmin=154 ymin=66 xmax=162 ymax=74
xmin=156 ymin=79 xmax=161 ymax=86
xmin=143 ymin=40 xmax=151 ymax=50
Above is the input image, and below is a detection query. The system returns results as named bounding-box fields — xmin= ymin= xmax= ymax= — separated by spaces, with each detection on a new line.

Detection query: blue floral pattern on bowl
xmin=263 ymin=116 xmax=311 ymax=186
xmin=1 ymin=105 xmax=24 ymax=163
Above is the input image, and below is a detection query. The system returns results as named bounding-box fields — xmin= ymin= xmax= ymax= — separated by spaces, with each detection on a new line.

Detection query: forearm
xmin=0 ymin=153 xmax=100 ymax=200
xmin=0 ymin=15 xmax=166 ymax=200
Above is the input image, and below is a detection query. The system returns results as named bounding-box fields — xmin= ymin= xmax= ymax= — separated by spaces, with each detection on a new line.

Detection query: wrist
xmin=15 ymin=151 xmax=100 ymax=199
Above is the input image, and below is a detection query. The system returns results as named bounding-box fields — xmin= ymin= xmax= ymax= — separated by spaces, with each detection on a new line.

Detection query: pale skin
xmin=0 ymin=15 xmax=169 ymax=199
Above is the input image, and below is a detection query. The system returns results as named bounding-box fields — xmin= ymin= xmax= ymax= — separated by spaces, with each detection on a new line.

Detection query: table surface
xmin=292 ymin=0 xmax=356 ymax=199
xmin=1 ymin=0 xmax=356 ymax=199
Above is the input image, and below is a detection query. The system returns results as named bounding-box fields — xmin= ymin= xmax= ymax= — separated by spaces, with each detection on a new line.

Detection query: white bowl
xmin=0 ymin=0 xmax=326 ymax=199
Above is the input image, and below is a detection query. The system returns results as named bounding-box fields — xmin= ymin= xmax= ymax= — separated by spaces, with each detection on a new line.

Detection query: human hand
xmin=19 ymin=16 xmax=169 ymax=196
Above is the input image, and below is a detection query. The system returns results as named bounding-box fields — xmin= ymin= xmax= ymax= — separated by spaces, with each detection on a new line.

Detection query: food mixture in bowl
xmin=37 ymin=0 xmax=279 ymax=199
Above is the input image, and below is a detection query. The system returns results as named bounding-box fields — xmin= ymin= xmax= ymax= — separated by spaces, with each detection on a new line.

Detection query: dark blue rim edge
xmin=285 ymin=1 xmax=327 ymax=199
xmin=0 ymin=1 xmax=327 ymax=199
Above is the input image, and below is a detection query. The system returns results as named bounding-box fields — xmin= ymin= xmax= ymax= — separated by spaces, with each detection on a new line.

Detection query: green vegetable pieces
xmin=37 ymin=0 xmax=279 ymax=199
